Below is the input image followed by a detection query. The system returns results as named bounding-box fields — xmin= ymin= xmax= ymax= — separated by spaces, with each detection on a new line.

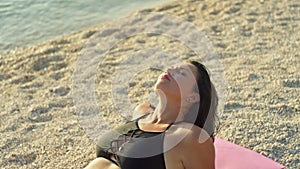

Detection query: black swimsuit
xmin=96 ymin=116 xmax=172 ymax=169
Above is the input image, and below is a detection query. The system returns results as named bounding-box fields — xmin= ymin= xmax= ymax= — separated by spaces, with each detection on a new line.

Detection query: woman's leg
xmin=84 ymin=157 xmax=121 ymax=169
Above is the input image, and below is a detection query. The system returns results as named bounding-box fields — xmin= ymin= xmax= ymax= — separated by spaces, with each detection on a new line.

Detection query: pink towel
xmin=214 ymin=138 xmax=285 ymax=169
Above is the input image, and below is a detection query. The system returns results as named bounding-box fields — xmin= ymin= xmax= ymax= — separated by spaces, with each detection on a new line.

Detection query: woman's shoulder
xmin=167 ymin=122 xmax=212 ymax=145
xmin=132 ymin=103 xmax=155 ymax=119
xmin=164 ymin=123 xmax=215 ymax=168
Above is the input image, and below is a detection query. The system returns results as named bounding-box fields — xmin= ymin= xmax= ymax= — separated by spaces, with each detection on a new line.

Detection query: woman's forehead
xmin=174 ymin=63 xmax=198 ymax=74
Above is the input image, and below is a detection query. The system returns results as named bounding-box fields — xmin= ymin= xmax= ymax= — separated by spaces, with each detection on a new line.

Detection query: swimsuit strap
xmin=135 ymin=113 xmax=151 ymax=121
xmin=165 ymin=123 xmax=173 ymax=131
xmin=164 ymin=120 xmax=186 ymax=131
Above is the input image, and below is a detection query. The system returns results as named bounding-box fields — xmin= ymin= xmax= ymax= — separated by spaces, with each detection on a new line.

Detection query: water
xmin=0 ymin=0 xmax=171 ymax=54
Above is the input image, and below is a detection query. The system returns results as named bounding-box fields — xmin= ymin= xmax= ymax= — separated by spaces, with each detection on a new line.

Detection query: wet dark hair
xmin=184 ymin=61 xmax=218 ymax=137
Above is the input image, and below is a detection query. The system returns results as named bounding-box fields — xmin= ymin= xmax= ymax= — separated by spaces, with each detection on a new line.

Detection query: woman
xmin=85 ymin=61 xmax=218 ymax=169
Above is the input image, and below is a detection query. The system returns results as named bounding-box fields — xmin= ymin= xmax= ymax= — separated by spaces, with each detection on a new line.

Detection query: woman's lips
xmin=161 ymin=74 xmax=170 ymax=81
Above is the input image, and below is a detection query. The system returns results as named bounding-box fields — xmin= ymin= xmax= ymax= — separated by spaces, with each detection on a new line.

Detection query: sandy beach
xmin=0 ymin=0 xmax=299 ymax=168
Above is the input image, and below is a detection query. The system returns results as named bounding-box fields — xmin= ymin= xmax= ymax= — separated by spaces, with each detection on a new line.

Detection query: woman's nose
xmin=167 ymin=67 xmax=178 ymax=77
xmin=166 ymin=67 xmax=175 ymax=73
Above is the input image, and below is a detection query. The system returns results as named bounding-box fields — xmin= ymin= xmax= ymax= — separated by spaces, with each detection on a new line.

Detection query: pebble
xmin=50 ymin=86 xmax=70 ymax=96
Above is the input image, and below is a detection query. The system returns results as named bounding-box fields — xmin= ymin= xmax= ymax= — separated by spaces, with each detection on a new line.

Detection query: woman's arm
xmin=181 ymin=131 xmax=215 ymax=169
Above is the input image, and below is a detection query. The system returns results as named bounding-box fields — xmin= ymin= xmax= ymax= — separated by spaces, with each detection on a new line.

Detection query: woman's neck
xmin=146 ymin=95 xmax=184 ymax=125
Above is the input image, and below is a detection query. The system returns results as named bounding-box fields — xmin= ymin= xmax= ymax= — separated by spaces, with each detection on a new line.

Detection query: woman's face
xmin=155 ymin=63 xmax=199 ymax=101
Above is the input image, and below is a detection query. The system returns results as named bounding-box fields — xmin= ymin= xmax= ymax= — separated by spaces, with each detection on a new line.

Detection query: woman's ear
xmin=186 ymin=93 xmax=200 ymax=103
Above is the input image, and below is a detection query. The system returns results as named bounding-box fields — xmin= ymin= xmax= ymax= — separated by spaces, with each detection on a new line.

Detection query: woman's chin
xmin=154 ymin=83 xmax=166 ymax=91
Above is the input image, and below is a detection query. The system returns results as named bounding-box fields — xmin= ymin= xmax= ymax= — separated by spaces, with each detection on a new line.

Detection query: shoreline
xmin=1 ymin=0 xmax=299 ymax=168
xmin=0 ymin=0 xmax=174 ymax=55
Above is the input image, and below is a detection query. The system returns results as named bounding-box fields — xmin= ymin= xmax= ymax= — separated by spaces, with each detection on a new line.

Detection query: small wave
xmin=0 ymin=0 xmax=172 ymax=54
xmin=0 ymin=2 xmax=12 ymax=8
xmin=0 ymin=2 xmax=13 ymax=15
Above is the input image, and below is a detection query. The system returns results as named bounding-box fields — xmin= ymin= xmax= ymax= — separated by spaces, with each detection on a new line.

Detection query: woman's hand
xmin=132 ymin=103 xmax=154 ymax=119
xmin=84 ymin=157 xmax=120 ymax=169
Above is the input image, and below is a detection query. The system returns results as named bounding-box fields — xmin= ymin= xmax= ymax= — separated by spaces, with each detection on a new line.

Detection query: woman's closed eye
xmin=177 ymin=68 xmax=187 ymax=76
xmin=180 ymin=69 xmax=186 ymax=75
